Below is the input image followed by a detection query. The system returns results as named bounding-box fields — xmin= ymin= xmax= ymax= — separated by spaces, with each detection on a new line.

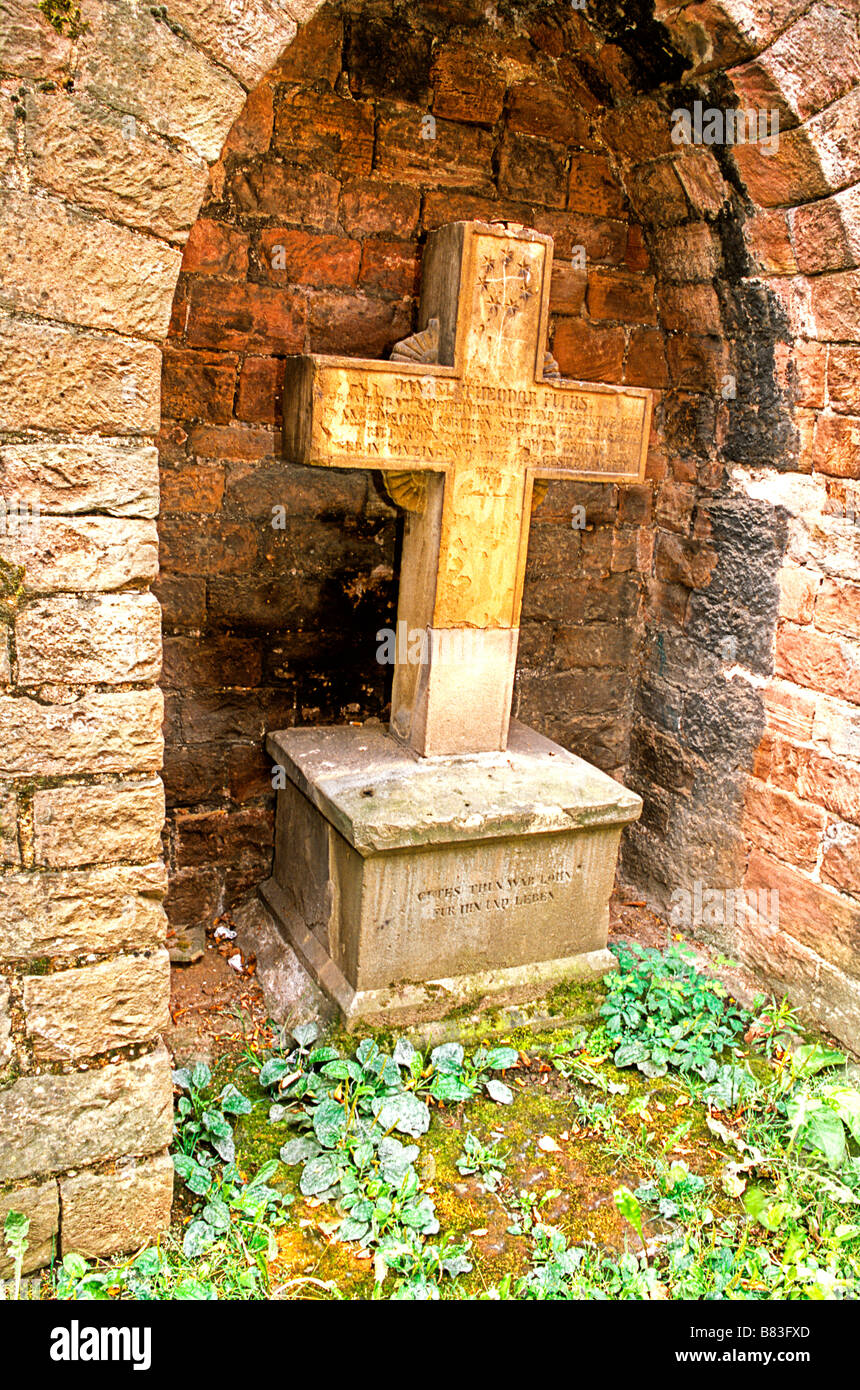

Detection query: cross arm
xmin=283 ymin=355 xmax=459 ymax=472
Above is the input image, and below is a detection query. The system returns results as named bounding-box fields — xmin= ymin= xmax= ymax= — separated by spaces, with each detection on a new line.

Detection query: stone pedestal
xmin=261 ymin=720 xmax=641 ymax=1028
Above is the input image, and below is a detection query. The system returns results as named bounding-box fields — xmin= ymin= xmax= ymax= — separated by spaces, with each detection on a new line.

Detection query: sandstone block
xmin=821 ymin=820 xmax=860 ymax=898
xmin=810 ymin=270 xmax=860 ymax=341
xmin=0 ymin=519 xmax=158 ymax=593
xmin=0 ymin=0 xmax=72 ymax=79
xmin=813 ymin=415 xmax=860 ymax=479
xmin=776 ymin=621 xmax=860 ymax=703
xmin=0 ymin=793 xmax=18 ymax=866
xmin=0 ymin=1181 xmax=59 ymax=1277
xmin=156 ymin=0 xmax=296 ymax=86
xmin=23 ymin=949 xmax=170 ymax=1060
xmin=0 ymin=438 xmax=159 ymax=518
xmin=743 ymin=779 xmax=826 ymax=871
xmin=0 ymin=315 xmax=160 ymax=434
xmin=778 ymin=564 xmax=820 ymax=623
xmin=0 ymin=978 xmax=11 ymax=1069
xmin=33 ymin=779 xmax=165 ymax=869
xmin=0 ymin=1045 xmax=172 ymax=1181
xmin=0 ymin=862 xmax=166 ymax=962
xmin=22 ymin=88 xmax=209 ymax=243
xmin=812 ymin=694 xmax=860 ymax=758
xmin=815 ymin=577 xmax=860 ymax=639
xmin=734 ymin=900 xmax=860 ymax=1053
xmin=0 ymin=191 xmax=181 ymax=339
xmin=75 ymin=0 xmax=245 ymax=162
xmin=59 ymin=1152 xmax=173 ymax=1262
xmin=15 ymin=592 xmax=162 ymax=686
xmin=746 ymin=848 xmax=860 ymax=980
xmin=180 ymin=219 xmax=250 ymax=278
xmin=0 ymin=689 xmax=163 ymax=777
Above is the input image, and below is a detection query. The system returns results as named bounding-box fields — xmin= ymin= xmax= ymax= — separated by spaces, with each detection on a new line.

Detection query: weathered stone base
xmin=261 ymin=874 xmax=614 ymax=1027
xmin=263 ymin=719 xmax=641 ymax=1027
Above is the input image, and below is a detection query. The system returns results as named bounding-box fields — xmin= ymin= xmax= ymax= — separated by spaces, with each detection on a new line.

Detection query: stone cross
xmin=283 ymin=220 xmax=652 ymax=757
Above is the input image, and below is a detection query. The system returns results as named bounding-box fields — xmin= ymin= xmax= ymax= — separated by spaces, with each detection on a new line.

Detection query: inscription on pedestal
xmin=418 ymin=866 xmax=574 ymax=920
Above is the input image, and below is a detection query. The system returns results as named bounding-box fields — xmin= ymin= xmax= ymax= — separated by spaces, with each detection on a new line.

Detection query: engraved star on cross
xmin=283 ymin=220 xmax=652 ymax=757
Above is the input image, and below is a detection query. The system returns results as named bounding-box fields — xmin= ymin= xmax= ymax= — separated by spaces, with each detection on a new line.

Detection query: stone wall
xmin=0 ymin=0 xmax=858 ymax=1269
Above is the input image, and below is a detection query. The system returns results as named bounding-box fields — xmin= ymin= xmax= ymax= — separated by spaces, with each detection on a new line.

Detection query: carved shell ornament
xmin=384 ymin=318 xmax=442 ymax=512
xmin=382 ymin=320 xmax=561 ymax=513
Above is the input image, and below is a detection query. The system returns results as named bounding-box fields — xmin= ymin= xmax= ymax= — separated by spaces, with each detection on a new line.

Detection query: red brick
xmin=376 ymin=107 xmax=495 ymax=190
xmin=307 ymin=292 xmax=412 ymax=357
xmin=811 ymin=270 xmax=860 ymax=341
xmin=160 ymin=463 xmax=225 ymax=514
xmin=793 ymin=195 xmax=860 ymax=275
xmin=229 ymin=162 xmax=340 ymax=227
xmin=785 ymin=339 xmax=826 ymax=407
xmin=567 ymin=151 xmax=623 ymax=217
xmin=599 ymin=97 xmax=676 ymax=161
xmin=815 ymin=577 xmax=860 ymax=638
xmin=813 ymin=414 xmax=860 ymax=478
xmin=625 ymin=327 xmax=669 ymax=387
xmin=272 ymin=89 xmax=375 ymax=176
xmin=552 ymin=320 xmax=625 ymax=383
xmin=732 ymin=127 xmax=830 ymax=207
xmin=181 ymin=220 xmax=249 ymax=278
xmin=744 ymin=779 xmax=827 ymax=870
xmin=161 ymin=348 xmax=238 ymax=425
xmin=359 ymin=240 xmax=420 ymax=298
xmin=745 ymin=848 xmax=860 ymax=977
xmin=776 ymin=621 xmax=860 ymax=702
xmin=821 ymin=821 xmax=860 ymax=898
xmin=430 ymin=46 xmax=505 ymax=125
xmin=763 ymin=679 xmax=816 ymax=740
xmin=270 ymin=7 xmax=342 ymax=85
xmin=611 ymin=526 xmax=653 ymax=573
xmin=746 ymin=208 xmax=797 ymax=275
xmin=236 ymin=357 xmax=284 ymax=426
xmin=652 ymin=224 xmax=721 ymax=281
xmin=673 ymin=148 xmax=729 ymax=215
xmin=617 ymin=484 xmax=652 ymax=526
xmin=166 ymin=866 xmax=221 ymax=927
xmin=549 ymin=264 xmax=587 ymax=315
xmin=625 ymin=225 xmax=650 ymax=273
xmin=498 ymin=133 xmax=568 ymax=208
xmin=656 ymin=478 xmax=696 ymax=534
xmin=828 ymin=348 xmax=860 ymax=412
xmin=222 ymin=81 xmax=274 ymax=159
xmin=658 ymin=282 xmax=722 ymax=334
xmin=162 ymin=635 xmax=262 ymax=691
xmin=186 ymin=281 xmax=305 ymax=354
xmin=666 ymin=334 xmax=726 ymax=390
xmin=654 ymin=530 xmax=717 ymax=588
xmin=587 ymin=270 xmax=657 ymax=324
xmin=339 ymin=180 xmax=422 ymax=237
xmin=796 ymin=750 xmax=860 ymax=825
xmin=153 ymin=575 xmax=206 ymax=630
xmin=507 ymin=81 xmax=592 ymax=145
xmin=556 ymin=213 xmax=628 ymax=266
xmin=257 ymin=228 xmax=361 ymax=290
xmin=625 ymin=160 xmax=688 ymax=226
xmin=778 ymin=564 xmax=820 ymax=623
xmin=189 ymin=424 xmax=277 ymax=461
xmin=159 ymin=519 xmax=258 ymax=578
xmin=174 ymin=806 xmax=274 ymax=873
xmin=229 ymin=744 xmax=273 ymax=804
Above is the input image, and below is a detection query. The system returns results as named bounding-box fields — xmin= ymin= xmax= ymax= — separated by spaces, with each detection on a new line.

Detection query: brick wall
xmin=1 ymin=0 xmax=858 ymax=1273
xmin=157 ymin=0 xmax=661 ymax=945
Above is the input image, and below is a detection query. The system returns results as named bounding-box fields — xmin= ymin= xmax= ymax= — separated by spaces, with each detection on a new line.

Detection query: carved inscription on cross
xmin=283 ymin=221 xmax=652 ymax=757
